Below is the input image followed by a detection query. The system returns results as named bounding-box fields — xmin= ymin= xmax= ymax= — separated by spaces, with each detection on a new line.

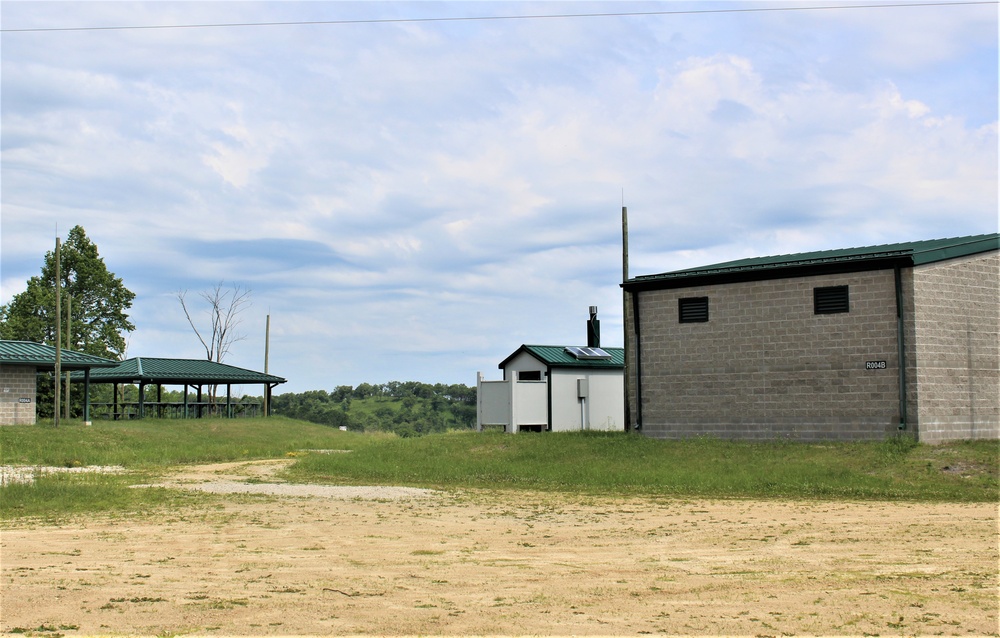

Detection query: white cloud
xmin=1 ymin=1 xmax=995 ymax=391
xmin=201 ymin=103 xmax=278 ymax=188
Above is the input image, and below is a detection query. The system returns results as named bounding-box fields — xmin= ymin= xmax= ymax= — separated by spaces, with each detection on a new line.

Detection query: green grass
xmin=0 ymin=472 xmax=207 ymax=519
xmin=286 ymin=430 xmax=998 ymax=502
xmin=2 ymin=419 xmax=997 ymax=521
xmin=0 ymin=416 xmax=353 ymax=520
xmin=0 ymin=416 xmax=355 ymax=467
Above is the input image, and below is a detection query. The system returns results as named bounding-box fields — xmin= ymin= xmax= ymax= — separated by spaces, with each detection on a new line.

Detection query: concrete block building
xmin=620 ymin=234 xmax=999 ymax=443
xmin=1 ymin=341 xmax=118 ymax=424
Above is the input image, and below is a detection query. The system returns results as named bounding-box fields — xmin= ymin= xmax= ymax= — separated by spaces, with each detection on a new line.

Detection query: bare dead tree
xmin=177 ymin=282 xmax=252 ymax=411
xmin=178 ymin=282 xmax=252 ymax=363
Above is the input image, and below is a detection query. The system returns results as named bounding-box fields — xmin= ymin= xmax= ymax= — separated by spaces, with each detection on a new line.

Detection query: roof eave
xmin=5 ymin=360 xmax=120 ymax=371
xmin=545 ymin=362 xmax=625 ymax=370
xmin=622 ymin=255 xmax=913 ymax=292
xmin=498 ymin=345 xmax=534 ymax=370
xmin=75 ymin=374 xmax=287 ymax=385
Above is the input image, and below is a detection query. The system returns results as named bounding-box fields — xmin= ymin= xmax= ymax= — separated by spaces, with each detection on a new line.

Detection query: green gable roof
xmin=623 ymin=233 xmax=999 ymax=292
xmin=499 ymin=345 xmax=625 ymax=370
xmin=77 ymin=357 xmax=286 ymax=386
xmin=0 ymin=340 xmax=118 ymax=370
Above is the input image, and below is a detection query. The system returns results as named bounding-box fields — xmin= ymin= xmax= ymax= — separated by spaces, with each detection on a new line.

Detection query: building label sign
xmin=18 ymin=397 xmax=31 ymax=403
xmin=865 ymin=360 xmax=887 ymax=370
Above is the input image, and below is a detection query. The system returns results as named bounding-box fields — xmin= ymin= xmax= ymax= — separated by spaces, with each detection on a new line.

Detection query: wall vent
xmin=814 ymin=285 xmax=850 ymax=314
xmin=679 ymin=297 xmax=709 ymax=323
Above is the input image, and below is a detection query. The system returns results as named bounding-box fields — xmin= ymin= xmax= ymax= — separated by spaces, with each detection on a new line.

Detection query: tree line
xmin=270 ymin=382 xmax=477 ymax=437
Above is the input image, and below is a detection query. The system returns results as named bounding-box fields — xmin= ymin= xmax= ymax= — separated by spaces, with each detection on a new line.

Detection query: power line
xmin=2 ymin=1 xmax=996 ymax=33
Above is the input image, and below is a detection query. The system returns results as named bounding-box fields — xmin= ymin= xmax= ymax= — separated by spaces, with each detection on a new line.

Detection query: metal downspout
xmin=631 ymin=291 xmax=643 ymax=431
xmin=895 ymin=265 xmax=908 ymax=431
xmin=546 ymin=365 xmax=553 ymax=432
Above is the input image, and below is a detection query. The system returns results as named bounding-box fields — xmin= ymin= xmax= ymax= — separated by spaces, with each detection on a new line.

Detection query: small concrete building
xmin=478 ymin=308 xmax=625 ymax=433
xmin=0 ymin=340 xmax=118 ymax=425
xmin=621 ymin=234 xmax=999 ymax=443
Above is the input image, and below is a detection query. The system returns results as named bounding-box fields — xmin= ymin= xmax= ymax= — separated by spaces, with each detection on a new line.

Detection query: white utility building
xmin=477 ymin=308 xmax=625 ymax=433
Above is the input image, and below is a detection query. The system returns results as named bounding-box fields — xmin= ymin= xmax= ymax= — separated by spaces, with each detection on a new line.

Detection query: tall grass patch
xmin=287 ymin=431 xmax=998 ymax=501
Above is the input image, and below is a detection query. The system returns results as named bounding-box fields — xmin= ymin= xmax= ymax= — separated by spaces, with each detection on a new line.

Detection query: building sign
xmin=18 ymin=397 xmax=31 ymax=403
xmin=865 ymin=361 xmax=887 ymax=370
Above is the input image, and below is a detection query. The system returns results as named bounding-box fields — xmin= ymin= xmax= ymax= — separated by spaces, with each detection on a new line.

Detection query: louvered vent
xmin=814 ymin=285 xmax=850 ymax=314
xmin=679 ymin=297 xmax=709 ymax=323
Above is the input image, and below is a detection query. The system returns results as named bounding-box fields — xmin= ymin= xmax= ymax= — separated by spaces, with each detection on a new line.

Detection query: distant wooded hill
xmin=269 ymin=382 xmax=477 ymax=437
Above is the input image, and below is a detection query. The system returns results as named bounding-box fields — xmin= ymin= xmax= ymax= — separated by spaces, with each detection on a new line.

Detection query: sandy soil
xmin=1 ymin=459 xmax=997 ymax=636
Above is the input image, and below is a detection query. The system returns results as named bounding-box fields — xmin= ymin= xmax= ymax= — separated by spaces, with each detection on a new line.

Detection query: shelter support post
xmin=266 ymin=383 xmax=276 ymax=417
xmin=83 ymin=369 xmax=91 ymax=423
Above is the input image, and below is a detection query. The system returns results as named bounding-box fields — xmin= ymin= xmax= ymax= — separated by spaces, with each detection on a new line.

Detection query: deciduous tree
xmin=0 ymin=225 xmax=135 ymax=359
xmin=0 ymin=226 xmax=135 ymax=417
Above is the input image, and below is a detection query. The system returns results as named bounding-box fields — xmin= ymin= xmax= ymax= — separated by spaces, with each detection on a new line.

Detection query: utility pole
xmin=622 ymin=205 xmax=631 ymax=432
xmin=263 ymin=314 xmax=270 ymax=417
xmin=64 ymin=294 xmax=72 ymax=420
xmin=54 ymin=236 xmax=61 ymax=427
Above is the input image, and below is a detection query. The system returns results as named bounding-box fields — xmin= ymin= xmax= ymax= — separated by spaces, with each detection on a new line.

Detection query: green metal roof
xmin=0 ymin=340 xmax=119 ymax=370
xmin=76 ymin=357 xmax=286 ymax=386
xmin=499 ymin=345 xmax=625 ymax=370
xmin=623 ymin=233 xmax=999 ymax=291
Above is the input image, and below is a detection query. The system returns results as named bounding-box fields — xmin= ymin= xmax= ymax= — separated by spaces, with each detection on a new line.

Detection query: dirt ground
xmin=2 ymin=459 xmax=997 ymax=636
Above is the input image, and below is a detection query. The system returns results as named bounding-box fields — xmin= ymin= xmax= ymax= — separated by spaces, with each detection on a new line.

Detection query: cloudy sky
xmin=1 ymin=1 xmax=997 ymax=394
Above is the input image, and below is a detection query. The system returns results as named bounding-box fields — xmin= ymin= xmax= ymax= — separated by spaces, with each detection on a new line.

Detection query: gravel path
xmin=0 ymin=465 xmax=127 ymax=486
xmin=0 ymin=459 xmax=438 ymax=500
xmin=147 ymin=480 xmax=439 ymax=500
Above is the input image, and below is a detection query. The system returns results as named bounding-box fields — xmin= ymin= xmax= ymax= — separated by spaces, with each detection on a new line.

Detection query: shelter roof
xmin=0 ymin=340 xmax=118 ymax=370
xmin=499 ymin=345 xmax=625 ymax=370
xmin=623 ymin=233 xmax=1000 ymax=291
xmin=77 ymin=357 xmax=286 ymax=386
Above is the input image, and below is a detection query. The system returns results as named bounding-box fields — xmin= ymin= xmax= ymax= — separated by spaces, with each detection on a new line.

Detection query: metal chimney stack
xmin=587 ymin=306 xmax=600 ymax=348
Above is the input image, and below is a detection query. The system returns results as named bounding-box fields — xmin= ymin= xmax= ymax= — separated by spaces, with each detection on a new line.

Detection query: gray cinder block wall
xmin=909 ymin=252 xmax=1000 ymax=443
xmin=0 ymin=365 xmax=37 ymax=425
xmin=631 ymin=271 xmax=902 ymax=441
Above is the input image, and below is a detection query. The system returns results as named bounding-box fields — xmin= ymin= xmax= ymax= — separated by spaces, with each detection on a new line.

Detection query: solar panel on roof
xmin=565 ymin=346 xmax=612 ymax=360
